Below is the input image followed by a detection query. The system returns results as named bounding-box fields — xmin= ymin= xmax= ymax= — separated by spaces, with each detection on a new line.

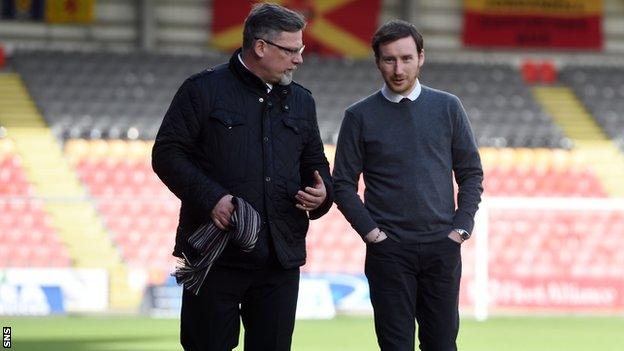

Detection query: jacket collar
xmin=229 ymin=48 xmax=291 ymax=98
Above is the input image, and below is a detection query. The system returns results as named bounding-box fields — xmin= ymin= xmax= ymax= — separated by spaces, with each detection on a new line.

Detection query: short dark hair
xmin=372 ymin=20 xmax=423 ymax=60
xmin=242 ymin=3 xmax=306 ymax=50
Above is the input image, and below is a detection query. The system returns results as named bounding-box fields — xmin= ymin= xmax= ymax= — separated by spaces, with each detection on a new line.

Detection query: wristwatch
xmin=453 ymin=229 xmax=471 ymax=242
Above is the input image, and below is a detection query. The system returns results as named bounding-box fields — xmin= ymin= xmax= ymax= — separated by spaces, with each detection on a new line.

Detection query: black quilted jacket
xmin=152 ymin=49 xmax=333 ymax=269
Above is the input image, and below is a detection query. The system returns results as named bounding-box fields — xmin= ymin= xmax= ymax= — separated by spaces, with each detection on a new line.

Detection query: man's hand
xmin=295 ymin=170 xmax=327 ymax=211
xmin=365 ymin=228 xmax=387 ymax=243
xmin=211 ymin=194 xmax=235 ymax=230
xmin=447 ymin=230 xmax=463 ymax=244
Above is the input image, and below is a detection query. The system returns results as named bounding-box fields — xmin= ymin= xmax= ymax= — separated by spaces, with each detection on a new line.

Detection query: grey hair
xmin=242 ymin=3 xmax=306 ymax=50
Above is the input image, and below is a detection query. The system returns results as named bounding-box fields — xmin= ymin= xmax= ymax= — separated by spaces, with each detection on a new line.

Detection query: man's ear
xmin=418 ymin=49 xmax=425 ymax=68
xmin=253 ymin=40 xmax=266 ymax=58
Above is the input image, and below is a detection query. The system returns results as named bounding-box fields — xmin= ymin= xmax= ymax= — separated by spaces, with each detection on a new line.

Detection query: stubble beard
xmin=389 ymin=73 xmax=418 ymax=95
xmin=279 ymin=69 xmax=295 ymax=85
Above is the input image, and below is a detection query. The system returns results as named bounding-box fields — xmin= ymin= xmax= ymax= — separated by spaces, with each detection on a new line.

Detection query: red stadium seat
xmin=483 ymin=165 xmax=606 ymax=197
xmin=0 ymin=198 xmax=69 ymax=268
xmin=540 ymin=60 xmax=557 ymax=83
xmin=521 ymin=60 xmax=539 ymax=83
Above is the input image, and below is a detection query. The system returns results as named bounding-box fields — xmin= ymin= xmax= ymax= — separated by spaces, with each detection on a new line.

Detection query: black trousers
xmin=180 ymin=263 xmax=300 ymax=351
xmin=365 ymin=236 xmax=462 ymax=351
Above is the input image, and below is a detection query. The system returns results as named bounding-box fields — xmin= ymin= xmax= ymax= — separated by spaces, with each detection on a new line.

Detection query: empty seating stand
xmin=480 ymin=148 xmax=606 ymax=197
xmin=560 ymin=65 xmax=624 ymax=152
xmin=65 ymin=139 xmax=178 ymax=279
xmin=0 ymin=138 xmax=71 ymax=267
xmin=487 ymin=209 xmax=624 ymax=279
xmin=13 ymin=48 xmax=566 ymax=148
xmin=13 ymin=49 xmax=227 ymax=141
xmin=0 ymin=199 xmax=71 ymax=267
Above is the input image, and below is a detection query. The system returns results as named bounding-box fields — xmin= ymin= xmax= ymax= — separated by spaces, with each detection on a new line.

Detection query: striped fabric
xmin=173 ymin=197 xmax=261 ymax=294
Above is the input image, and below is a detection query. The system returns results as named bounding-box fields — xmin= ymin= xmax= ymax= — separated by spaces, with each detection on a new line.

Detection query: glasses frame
xmin=255 ymin=37 xmax=305 ymax=56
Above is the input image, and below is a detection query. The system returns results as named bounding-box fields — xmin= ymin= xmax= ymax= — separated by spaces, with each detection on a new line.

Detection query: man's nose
xmin=293 ymin=52 xmax=303 ymax=64
xmin=395 ymin=61 xmax=404 ymax=75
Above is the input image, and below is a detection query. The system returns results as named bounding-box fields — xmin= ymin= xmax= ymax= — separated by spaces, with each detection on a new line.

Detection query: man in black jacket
xmin=152 ymin=4 xmax=333 ymax=350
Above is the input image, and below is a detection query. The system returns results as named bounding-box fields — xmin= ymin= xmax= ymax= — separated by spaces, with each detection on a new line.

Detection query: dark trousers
xmin=180 ymin=263 xmax=300 ymax=351
xmin=365 ymin=236 xmax=462 ymax=351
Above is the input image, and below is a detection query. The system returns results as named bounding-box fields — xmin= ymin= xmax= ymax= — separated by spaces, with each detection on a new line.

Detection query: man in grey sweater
xmin=333 ymin=20 xmax=483 ymax=351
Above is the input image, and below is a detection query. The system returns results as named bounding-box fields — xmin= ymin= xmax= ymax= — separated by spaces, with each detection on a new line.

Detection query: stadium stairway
xmin=532 ymin=87 xmax=624 ymax=197
xmin=0 ymin=73 xmax=141 ymax=310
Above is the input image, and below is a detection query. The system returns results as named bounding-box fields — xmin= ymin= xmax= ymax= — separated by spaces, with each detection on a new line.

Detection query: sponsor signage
xmin=0 ymin=284 xmax=64 ymax=316
xmin=463 ymin=0 xmax=603 ymax=49
xmin=0 ymin=269 xmax=108 ymax=312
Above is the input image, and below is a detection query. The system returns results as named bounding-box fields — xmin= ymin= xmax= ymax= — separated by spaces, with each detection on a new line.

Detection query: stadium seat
xmin=0 ymin=198 xmax=70 ymax=268
xmin=561 ymin=65 xmax=624 ymax=144
xmin=487 ymin=209 xmax=624 ymax=281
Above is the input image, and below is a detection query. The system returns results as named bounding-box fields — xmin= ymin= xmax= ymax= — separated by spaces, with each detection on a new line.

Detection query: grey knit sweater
xmin=333 ymin=86 xmax=484 ymax=243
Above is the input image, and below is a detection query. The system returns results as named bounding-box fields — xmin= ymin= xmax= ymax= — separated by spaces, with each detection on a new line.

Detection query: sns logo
xmin=2 ymin=327 xmax=10 ymax=348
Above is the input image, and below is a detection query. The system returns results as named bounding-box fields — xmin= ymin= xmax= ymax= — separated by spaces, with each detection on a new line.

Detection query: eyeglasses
xmin=255 ymin=37 xmax=305 ymax=56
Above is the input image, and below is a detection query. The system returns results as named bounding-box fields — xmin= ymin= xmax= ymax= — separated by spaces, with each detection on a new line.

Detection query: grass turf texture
xmin=4 ymin=315 xmax=623 ymax=350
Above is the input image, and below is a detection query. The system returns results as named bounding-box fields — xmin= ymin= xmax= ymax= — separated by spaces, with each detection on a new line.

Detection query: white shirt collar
xmin=238 ymin=53 xmax=272 ymax=92
xmin=381 ymin=79 xmax=421 ymax=103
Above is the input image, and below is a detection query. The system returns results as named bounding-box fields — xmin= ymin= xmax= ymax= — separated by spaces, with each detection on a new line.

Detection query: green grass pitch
xmin=4 ymin=315 xmax=624 ymax=350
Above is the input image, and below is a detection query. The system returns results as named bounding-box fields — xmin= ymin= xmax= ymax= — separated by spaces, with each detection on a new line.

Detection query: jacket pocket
xmin=275 ymin=180 xmax=309 ymax=243
xmin=281 ymin=118 xmax=306 ymax=147
xmin=211 ymin=109 xmax=245 ymax=129
xmin=274 ymin=118 xmax=305 ymax=174
xmin=282 ymin=118 xmax=300 ymax=134
xmin=206 ymin=109 xmax=248 ymax=181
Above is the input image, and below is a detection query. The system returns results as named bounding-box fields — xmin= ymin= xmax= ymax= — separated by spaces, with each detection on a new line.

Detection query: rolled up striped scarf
xmin=173 ymin=196 xmax=261 ymax=295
